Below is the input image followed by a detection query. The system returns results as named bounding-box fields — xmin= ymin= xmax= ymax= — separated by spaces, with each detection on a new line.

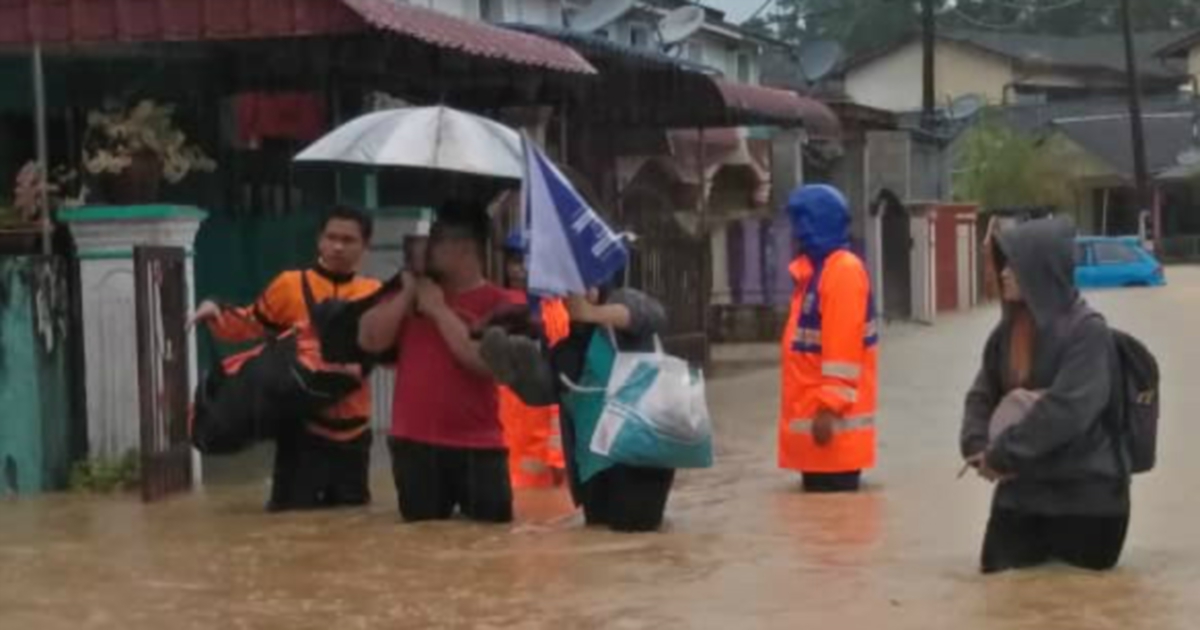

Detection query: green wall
xmin=0 ymin=256 xmax=76 ymax=493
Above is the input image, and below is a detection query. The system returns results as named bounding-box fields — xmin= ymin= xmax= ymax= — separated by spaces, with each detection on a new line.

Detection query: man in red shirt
xmin=359 ymin=210 xmax=516 ymax=522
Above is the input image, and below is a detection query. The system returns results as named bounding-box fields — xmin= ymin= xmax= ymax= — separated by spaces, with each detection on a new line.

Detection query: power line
xmin=745 ymin=0 xmax=777 ymax=23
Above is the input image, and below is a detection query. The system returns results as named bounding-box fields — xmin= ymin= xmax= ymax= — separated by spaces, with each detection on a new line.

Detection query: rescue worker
xmin=778 ymin=184 xmax=878 ymax=493
xmin=190 ymin=205 xmax=382 ymax=511
xmin=499 ymin=232 xmax=570 ymax=489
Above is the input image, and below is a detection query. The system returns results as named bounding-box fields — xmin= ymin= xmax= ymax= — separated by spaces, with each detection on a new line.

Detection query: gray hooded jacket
xmin=960 ymin=217 xmax=1128 ymax=516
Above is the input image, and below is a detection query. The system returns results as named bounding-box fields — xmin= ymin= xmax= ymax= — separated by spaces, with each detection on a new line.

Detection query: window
xmin=630 ymin=26 xmax=651 ymax=49
xmin=737 ymin=52 xmax=752 ymax=83
xmin=1093 ymin=241 xmax=1142 ymax=265
xmin=1075 ymin=242 xmax=1090 ymax=266
xmin=480 ymin=0 xmax=503 ymax=22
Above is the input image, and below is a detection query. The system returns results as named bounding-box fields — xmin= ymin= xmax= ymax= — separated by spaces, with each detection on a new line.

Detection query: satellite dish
xmin=658 ymin=6 xmax=705 ymax=47
xmin=567 ymin=0 xmax=636 ymax=33
xmin=1178 ymin=147 xmax=1200 ymax=167
xmin=948 ymin=94 xmax=985 ymax=121
xmin=797 ymin=39 xmax=844 ymax=83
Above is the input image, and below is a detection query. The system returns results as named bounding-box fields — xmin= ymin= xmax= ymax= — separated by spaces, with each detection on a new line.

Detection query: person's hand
xmin=965 ymin=452 xmax=1013 ymax=483
xmin=813 ymin=410 xmax=836 ymax=446
xmin=565 ymin=293 xmax=595 ymax=323
xmin=416 ymin=278 xmax=446 ymax=316
xmin=187 ymin=300 xmax=221 ymax=331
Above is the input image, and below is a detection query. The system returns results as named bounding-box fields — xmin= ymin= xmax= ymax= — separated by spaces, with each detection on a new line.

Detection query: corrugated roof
xmin=712 ymin=78 xmax=841 ymax=139
xmin=1051 ymin=112 xmax=1199 ymax=178
xmin=342 ymin=1 xmax=595 ymax=74
xmin=1157 ymin=28 xmax=1200 ymax=58
xmin=506 ymin=23 xmax=716 ymax=74
xmin=844 ymin=30 xmax=1190 ymax=82
xmin=0 ymin=0 xmax=596 ymax=74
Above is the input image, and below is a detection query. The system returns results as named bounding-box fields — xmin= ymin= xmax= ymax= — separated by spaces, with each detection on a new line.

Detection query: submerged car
xmin=1075 ymin=236 xmax=1166 ymax=289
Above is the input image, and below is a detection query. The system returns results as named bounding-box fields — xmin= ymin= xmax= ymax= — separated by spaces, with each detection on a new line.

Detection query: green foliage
xmin=753 ymin=0 xmax=1200 ymax=53
xmin=69 ymin=450 xmax=140 ymax=493
xmin=953 ymin=116 xmax=1076 ymax=211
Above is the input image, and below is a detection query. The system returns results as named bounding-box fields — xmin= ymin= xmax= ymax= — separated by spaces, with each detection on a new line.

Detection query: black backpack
xmin=1110 ymin=330 xmax=1159 ymax=474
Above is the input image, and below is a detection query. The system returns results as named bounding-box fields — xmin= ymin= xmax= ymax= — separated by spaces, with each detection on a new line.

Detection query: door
xmin=134 ymin=246 xmax=193 ymax=502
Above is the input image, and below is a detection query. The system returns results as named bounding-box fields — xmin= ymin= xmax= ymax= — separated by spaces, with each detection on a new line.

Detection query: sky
xmin=701 ymin=0 xmax=770 ymax=25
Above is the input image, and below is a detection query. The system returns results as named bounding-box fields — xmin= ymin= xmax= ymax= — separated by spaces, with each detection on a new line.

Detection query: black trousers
xmin=581 ymin=465 xmax=675 ymax=532
xmin=802 ymin=471 xmax=862 ymax=493
xmin=268 ymin=428 xmax=372 ymax=512
xmin=388 ymin=438 xmax=513 ymax=523
xmin=981 ymin=507 xmax=1130 ymax=574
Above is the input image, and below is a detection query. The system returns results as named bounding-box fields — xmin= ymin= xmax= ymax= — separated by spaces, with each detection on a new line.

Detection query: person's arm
xmin=416 ymin=279 xmax=490 ymax=375
xmin=358 ymin=272 xmax=416 ymax=354
xmin=479 ymin=328 xmax=558 ymax=406
xmin=809 ymin=262 xmax=871 ymax=445
xmin=188 ymin=274 xmax=290 ymax=342
xmin=986 ymin=316 xmax=1112 ymax=475
xmin=566 ymin=289 xmax=667 ymax=337
xmin=961 ymin=330 xmax=1002 ymax=460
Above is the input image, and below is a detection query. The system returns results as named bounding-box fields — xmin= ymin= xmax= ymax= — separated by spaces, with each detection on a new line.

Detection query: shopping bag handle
xmin=559 ymin=373 xmax=605 ymax=394
xmin=603 ymin=326 xmax=665 ymax=357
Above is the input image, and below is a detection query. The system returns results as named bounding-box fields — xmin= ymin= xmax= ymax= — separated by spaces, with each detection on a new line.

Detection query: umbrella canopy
xmin=294 ymin=106 xmax=523 ymax=180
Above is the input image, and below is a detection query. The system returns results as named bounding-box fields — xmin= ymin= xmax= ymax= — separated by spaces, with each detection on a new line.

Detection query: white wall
xmin=1190 ymin=46 xmax=1200 ymax=87
xmin=423 ymin=0 xmax=563 ymax=25
xmin=845 ymin=40 xmax=1014 ymax=112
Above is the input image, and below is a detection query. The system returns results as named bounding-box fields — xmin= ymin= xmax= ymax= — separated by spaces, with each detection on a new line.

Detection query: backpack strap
xmin=1104 ymin=331 xmax=1133 ymax=482
xmin=300 ymin=269 xmax=317 ymax=319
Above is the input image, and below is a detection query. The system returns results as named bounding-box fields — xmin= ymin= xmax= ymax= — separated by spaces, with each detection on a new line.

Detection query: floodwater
xmin=5 ymin=270 xmax=1200 ymax=629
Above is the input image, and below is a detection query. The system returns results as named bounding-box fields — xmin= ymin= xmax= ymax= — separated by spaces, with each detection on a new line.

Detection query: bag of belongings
xmin=190 ymin=273 xmax=400 ymax=454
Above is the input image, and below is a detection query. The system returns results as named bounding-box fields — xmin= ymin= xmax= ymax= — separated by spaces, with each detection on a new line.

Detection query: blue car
xmin=1075 ymin=236 xmax=1166 ymax=289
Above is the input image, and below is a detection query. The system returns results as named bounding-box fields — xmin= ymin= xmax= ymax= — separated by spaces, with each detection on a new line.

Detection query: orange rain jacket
xmin=208 ymin=268 xmax=382 ymax=442
xmin=501 ymin=297 xmax=570 ymax=488
xmin=779 ymin=185 xmax=878 ymax=474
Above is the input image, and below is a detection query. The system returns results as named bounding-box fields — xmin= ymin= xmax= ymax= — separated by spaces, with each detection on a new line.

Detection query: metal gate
xmin=623 ymin=185 xmax=710 ymax=366
xmin=134 ymin=246 xmax=193 ymax=502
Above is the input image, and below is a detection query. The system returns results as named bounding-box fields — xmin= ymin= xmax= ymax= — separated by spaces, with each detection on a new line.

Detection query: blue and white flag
xmin=521 ymin=135 xmax=629 ymax=297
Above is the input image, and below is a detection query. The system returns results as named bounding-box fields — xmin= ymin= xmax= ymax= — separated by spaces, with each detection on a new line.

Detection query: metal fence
xmin=1159 ymin=235 xmax=1200 ymax=263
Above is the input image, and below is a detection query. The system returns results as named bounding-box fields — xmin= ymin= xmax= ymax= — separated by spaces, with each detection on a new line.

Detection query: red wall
xmin=933 ymin=204 xmax=978 ymax=313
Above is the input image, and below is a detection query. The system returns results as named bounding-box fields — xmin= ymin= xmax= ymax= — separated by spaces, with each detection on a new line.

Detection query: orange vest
xmin=500 ymin=297 xmax=570 ymax=488
xmin=209 ymin=268 xmax=381 ymax=442
xmin=778 ymin=251 xmax=878 ymax=473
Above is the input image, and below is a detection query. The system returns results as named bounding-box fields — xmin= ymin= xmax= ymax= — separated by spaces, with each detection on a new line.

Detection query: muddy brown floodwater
xmin=5 ymin=270 xmax=1200 ymax=630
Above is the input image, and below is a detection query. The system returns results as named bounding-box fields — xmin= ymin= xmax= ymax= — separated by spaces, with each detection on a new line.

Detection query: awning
xmin=505 ymin=24 xmax=839 ymax=134
xmin=341 ymin=0 xmax=594 ymax=74
xmin=0 ymin=0 xmax=595 ymax=74
xmin=712 ymin=79 xmax=841 ymax=140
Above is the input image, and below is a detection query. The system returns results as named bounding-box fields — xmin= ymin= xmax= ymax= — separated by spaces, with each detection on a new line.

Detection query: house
xmin=840 ymin=30 xmax=1191 ymax=113
xmin=1157 ymin=28 xmax=1200 ymax=89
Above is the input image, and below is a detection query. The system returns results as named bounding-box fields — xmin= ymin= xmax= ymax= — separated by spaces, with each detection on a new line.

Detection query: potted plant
xmin=83 ymin=100 xmax=217 ymax=205
xmin=0 ymin=161 xmax=89 ymax=253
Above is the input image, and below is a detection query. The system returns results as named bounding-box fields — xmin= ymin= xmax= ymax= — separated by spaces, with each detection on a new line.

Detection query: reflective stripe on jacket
xmin=779 ymin=251 xmax=878 ymax=473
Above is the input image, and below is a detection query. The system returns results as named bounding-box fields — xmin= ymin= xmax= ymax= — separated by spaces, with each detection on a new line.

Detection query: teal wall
xmin=0 ymin=256 xmax=76 ymax=493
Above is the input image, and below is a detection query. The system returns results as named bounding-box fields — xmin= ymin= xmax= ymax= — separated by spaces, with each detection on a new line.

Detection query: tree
xmin=754 ymin=0 xmax=1200 ymax=52
xmin=953 ymin=117 xmax=1076 ymax=211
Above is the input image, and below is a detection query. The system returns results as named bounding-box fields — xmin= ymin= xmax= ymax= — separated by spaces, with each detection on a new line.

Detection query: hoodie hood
xmin=787 ymin=184 xmax=851 ymax=261
xmin=994 ymin=216 xmax=1079 ymax=328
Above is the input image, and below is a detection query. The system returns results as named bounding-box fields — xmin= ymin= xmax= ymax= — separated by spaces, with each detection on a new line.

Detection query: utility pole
xmin=921 ymin=0 xmax=936 ymax=130
xmin=1120 ymin=0 xmax=1154 ymax=243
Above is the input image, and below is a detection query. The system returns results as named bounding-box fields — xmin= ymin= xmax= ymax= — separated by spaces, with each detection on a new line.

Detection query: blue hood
xmin=787 ymin=184 xmax=851 ymax=262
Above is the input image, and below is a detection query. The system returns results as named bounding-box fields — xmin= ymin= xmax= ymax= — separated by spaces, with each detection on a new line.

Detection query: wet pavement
xmin=4 ymin=269 xmax=1200 ymax=629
